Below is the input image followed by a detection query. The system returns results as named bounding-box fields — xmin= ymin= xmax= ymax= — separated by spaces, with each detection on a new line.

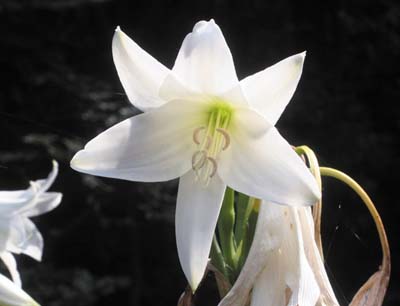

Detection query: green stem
xmin=238 ymin=198 xmax=260 ymax=270
xmin=210 ymin=235 xmax=228 ymax=277
xmin=217 ymin=187 xmax=237 ymax=280
xmin=295 ymin=145 xmax=324 ymax=259
xmin=234 ymin=193 xmax=251 ymax=244
xmin=319 ymin=167 xmax=390 ymax=270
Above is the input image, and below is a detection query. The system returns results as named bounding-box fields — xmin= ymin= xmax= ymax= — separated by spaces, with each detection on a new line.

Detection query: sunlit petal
xmin=71 ymin=99 xmax=207 ymax=182
xmin=0 ymin=161 xmax=61 ymax=218
xmin=0 ymin=252 xmax=21 ymax=288
xmin=29 ymin=160 xmax=59 ymax=194
xmin=112 ymin=27 xmax=170 ymax=111
xmin=240 ymin=52 xmax=306 ymax=125
xmin=251 ymin=204 xmax=319 ymax=306
xmin=251 ymin=252 xmax=286 ymax=306
xmin=6 ymin=218 xmax=43 ymax=262
xmin=21 ymin=193 xmax=62 ymax=218
xmin=218 ymin=202 xmax=280 ymax=306
xmin=173 ymin=20 xmax=238 ymax=94
xmin=219 ymin=127 xmax=320 ymax=206
xmin=298 ymin=208 xmax=340 ymax=305
xmin=0 ymin=191 xmax=33 ymax=217
xmin=176 ymin=171 xmax=226 ymax=291
xmin=0 ymin=274 xmax=39 ymax=306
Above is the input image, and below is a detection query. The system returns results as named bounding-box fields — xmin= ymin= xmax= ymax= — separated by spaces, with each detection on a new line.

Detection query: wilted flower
xmin=0 ymin=161 xmax=62 ymax=287
xmin=71 ymin=19 xmax=320 ymax=290
xmin=219 ymin=202 xmax=339 ymax=306
xmin=0 ymin=274 xmax=39 ymax=306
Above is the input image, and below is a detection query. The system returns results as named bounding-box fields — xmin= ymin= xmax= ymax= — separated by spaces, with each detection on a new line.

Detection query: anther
xmin=206 ymin=157 xmax=218 ymax=178
xmin=216 ymin=128 xmax=230 ymax=150
xmin=191 ymin=150 xmax=207 ymax=170
xmin=193 ymin=126 xmax=206 ymax=145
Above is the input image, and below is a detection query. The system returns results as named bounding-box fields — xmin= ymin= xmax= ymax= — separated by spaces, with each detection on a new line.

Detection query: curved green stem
xmin=319 ymin=167 xmax=390 ymax=271
xmin=295 ymin=146 xmax=323 ymax=259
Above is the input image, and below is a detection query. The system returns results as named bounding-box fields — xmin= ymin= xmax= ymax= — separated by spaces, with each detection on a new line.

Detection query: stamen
xmin=193 ymin=126 xmax=206 ymax=145
xmin=216 ymin=128 xmax=230 ymax=150
xmin=204 ymin=135 xmax=212 ymax=150
xmin=190 ymin=100 xmax=234 ymax=184
xmin=206 ymin=157 xmax=218 ymax=177
xmin=191 ymin=150 xmax=207 ymax=170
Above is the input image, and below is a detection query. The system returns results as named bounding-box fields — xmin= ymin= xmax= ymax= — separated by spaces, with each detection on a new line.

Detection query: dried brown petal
xmin=349 ymin=264 xmax=391 ymax=306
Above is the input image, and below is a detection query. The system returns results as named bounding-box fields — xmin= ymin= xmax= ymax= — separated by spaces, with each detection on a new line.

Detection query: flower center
xmin=191 ymin=100 xmax=234 ymax=185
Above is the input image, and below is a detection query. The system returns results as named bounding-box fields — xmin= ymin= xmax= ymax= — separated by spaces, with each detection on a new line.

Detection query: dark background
xmin=0 ymin=0 xmax=399 ymax=305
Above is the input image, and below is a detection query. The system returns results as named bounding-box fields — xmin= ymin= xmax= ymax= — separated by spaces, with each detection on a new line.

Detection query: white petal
xmin=71 ymin=99 xmax=206 ymax=182
xmin=158 ymin=74 xmax=199 ymax=102
xmin=251 ymin=252 xmax=286 ymax=306
xmin=284 ymin=207 xmax=319 ymax=306
xmin=0 ymin=252 xmax=21 ymax=288
xmin=6 ymin=218 xmax=43 ymax=262
xmin=218 ymin=126 xmax=321 ymax=206
xmin=0 ymin=191 xmax=33 ymax=217
xmin=232 ymin=107 xmax=271 ymax=139
xmin=0 ymin=273 xmax=39 ymax=306
xmin=298 ymin=208 xmax=340 ymax=305
xmin=173 ymin=20 xmax=238 ymax=94
xmin=218 ymin=202 xmax=280 ymax=306
xmin=0 ymin=161 xmax=60 ymax=218
xmin=29 ymin=160 xmax=58 ymax=194
xmin=0 ymin=220 xmax=11 ymax=252
xmin=176 ymin=171 xmax=226 ymax=292
xmin=112 ymin=27 xmax=170 ymax=111
xmin=21 ymin=193 xmax=62 ymax=218
xmin=240 ymin=52 xmax=306 ymax=125
xmin=251 ymin=204 xmax=319 ymax=306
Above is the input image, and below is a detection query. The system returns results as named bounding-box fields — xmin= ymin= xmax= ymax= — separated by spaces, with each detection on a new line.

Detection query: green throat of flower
xmin=191 ymin=100 xmax=234 ymax=185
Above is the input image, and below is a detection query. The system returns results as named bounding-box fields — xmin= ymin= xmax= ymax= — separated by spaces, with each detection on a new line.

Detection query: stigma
xmin=191 ymin=100 xmax=234 ymax=185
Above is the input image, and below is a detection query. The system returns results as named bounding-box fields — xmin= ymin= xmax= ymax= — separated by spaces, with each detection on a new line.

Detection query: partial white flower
xmin=70 ymin=19 xmax=321 ymax=291
xmin=219 ymin=202 xmax=339 ymax=306
xmin=0 ymin=161 xmax=62 ymax=287
xmin=298 ymin=207 xmax=340 ymax=306
xmin=0 ymin=273 xmax=39 ymax=306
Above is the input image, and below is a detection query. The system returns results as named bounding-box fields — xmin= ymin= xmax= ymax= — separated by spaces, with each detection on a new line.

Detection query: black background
xmin=0 ymin=0 xmax=399 ymax=305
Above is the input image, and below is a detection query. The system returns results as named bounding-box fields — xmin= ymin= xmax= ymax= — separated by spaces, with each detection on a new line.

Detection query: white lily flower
xmin=70 ymin=19 xmax=321 ymax=290
xmin=0 ymin=161 xmax=62 ymax=287
xmin=219 ymin=202 xmax=339 ymax=306
xmin=0 ymin=273 xmax=39 ymax=306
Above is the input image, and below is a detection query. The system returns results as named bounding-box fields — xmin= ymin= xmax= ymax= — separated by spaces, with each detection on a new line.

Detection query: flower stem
xmin=217 ymin=187 xmax=237 ymax=281
xmin=234 ymin=193 xmax=251 ymax=246
xmin=295 ymin=146 xmax=324 ymax=259
xmin=237 ymin=197 xmax=259 ymax=270
xmin=210 ymin=235 xmax=228 ymax=277
xmin=319 ymin=167 xmax=391 ymax=271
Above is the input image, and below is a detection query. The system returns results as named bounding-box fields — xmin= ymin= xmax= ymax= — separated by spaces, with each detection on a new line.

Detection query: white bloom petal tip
xmin=112 ymin=24 xmax=171 ymax=111
xmin=295 ymin=51 xmax=306 ymax=65
xmin=173 ymin=18 xmax=238 ymax=94
xmin=192 ymin=19 xmax=216 ymax=33
xmin=70 ymin=150 xmax=100 ymax=175
xmin=70 ymin=151 xmax=83 ymax=171
xmin=176 ymin=172 xmax=226 ymax=293
xmin=0 ymin=274 xmax=40 ymax=306
xmin=193 ymin=20 xmax=207 ymax=32
xmin=240 ymin=51 xmax=307 ymax=125
xmin=51 ymin=160 xmax=58 ymax=172
xmin=189 ymin=274 xmax=202 ymax=293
